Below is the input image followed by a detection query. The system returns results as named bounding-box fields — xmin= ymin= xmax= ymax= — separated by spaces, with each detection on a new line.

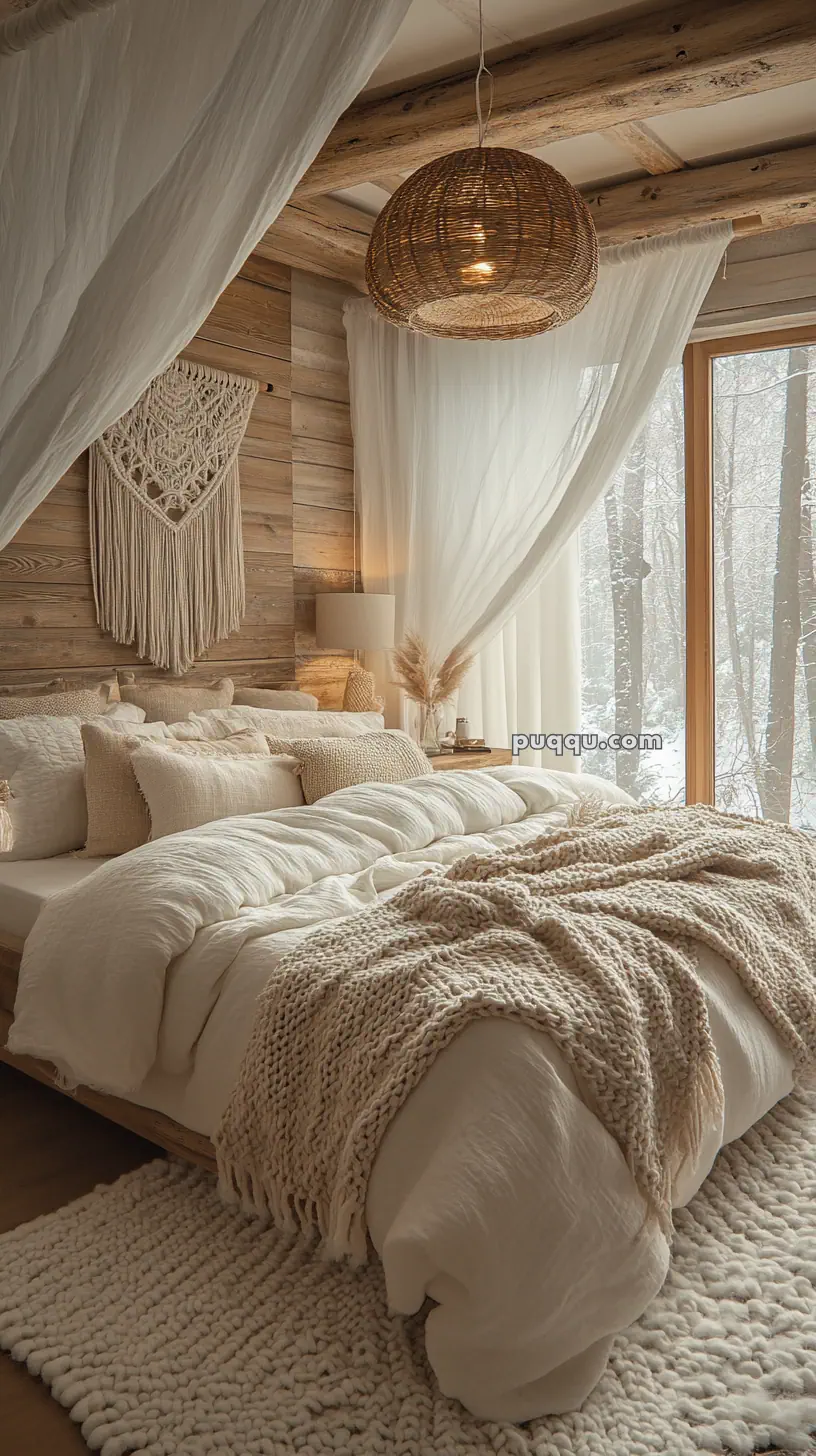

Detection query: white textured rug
xmin=2 ymin=1095 xmax=816 ymax=1456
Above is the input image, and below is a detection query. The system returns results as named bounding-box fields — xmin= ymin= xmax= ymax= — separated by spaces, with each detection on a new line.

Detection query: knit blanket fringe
xmin=215 ymin=804 xmax=816 ymax=1262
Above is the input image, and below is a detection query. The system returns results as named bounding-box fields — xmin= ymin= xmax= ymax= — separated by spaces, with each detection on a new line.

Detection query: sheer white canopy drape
xmin=0 ymin=0 xmax=410 ymax=546
xmin=345 ymin=223 xmax=731 ymax=750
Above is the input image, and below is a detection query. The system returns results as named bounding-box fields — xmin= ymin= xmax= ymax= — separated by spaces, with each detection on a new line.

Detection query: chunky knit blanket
xmin=215 ymin=805 xmax=816 ymax=1262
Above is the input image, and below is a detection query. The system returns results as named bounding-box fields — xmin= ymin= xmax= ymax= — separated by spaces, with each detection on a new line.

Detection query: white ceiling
xmin=333 ymin=0 xmax=816 ymax=215
xmin=363 ymin=0 xmax=630 ymax=92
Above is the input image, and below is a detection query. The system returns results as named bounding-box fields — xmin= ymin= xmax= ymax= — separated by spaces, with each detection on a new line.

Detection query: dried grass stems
xmin=391 ymin=631 xmax=473 ymax=707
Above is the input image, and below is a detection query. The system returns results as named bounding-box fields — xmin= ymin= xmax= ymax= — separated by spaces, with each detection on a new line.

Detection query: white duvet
xmin=10 ymin=767 xmax=794 ymax=1422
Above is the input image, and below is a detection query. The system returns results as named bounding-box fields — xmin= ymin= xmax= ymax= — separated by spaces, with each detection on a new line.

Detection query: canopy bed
xmin=2 ymin=1 xmax=816 ymax=1446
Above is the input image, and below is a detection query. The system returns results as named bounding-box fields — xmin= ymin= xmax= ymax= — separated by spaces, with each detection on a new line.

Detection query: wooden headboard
xmin=0 ymin=264 xmax=358 ymax=708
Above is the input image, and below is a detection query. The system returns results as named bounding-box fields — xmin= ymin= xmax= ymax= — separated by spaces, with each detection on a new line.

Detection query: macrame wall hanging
xmin=90 ymin=358 xmax=259 ymax=676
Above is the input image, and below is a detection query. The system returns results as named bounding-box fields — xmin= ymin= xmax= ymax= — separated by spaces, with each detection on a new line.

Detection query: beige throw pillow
xmin=118 ymin=676 xmax=234 ymax=723
xmin=272 ymin=730 xmax=431 ymax=803
xmin=82 ymin=725 xmax=269 ymax=856
xmin=130 ymin=746 xmax=303 ymax=839
xmin=233 ymin=687 xmax=319 ymax=711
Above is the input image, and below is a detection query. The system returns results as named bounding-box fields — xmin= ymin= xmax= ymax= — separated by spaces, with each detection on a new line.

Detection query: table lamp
xmin=314 ymin=593 xmax=396 ymax=711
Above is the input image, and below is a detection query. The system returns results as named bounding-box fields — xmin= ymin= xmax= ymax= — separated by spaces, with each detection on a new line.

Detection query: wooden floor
xmin=0 ymin=1062 xmax=160 ymax=1455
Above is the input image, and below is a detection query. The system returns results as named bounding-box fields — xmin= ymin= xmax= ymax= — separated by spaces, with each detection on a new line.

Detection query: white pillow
xmin=130 ymin=745 xmax=304 ymax=838
xmin=190 ymin=708 xmax=384 ymax=740
xmin=0 ymin=714 xmax=198 ymax=860
xmin=0 ymin=716 xmax=92 ymax=860
xmin=102 ymin=702 xmax=146 ymax=723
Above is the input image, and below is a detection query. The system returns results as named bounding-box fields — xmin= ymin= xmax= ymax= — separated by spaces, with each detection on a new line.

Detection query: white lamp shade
xmin=315 ymin=593 xmax=396 ymax=651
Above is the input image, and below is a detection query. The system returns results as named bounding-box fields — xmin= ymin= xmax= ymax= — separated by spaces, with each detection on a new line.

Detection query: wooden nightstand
xmin=430 ymin=748 xmax=513 ymax=772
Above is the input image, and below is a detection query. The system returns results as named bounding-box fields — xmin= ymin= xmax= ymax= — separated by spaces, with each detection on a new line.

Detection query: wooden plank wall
xmin=291 ymin=271 xmax=358 ymax=708
xmin=0 ymin=261 xmax=357 ymax=706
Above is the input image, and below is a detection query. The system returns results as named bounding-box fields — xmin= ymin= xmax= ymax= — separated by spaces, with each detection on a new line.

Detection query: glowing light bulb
xmin=461 ymin=259 xmax=496 ymax=280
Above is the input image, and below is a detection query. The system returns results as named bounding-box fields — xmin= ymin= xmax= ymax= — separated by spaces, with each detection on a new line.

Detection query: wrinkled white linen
xmin=9 ymin=767 xmax=794 ymax=1421
xmin=11 ymin=768 xmax=578 ymax=1090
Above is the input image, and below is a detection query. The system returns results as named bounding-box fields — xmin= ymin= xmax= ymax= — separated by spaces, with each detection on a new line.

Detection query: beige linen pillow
xmin=118 ymin=676 xmax=234 ymax=722
xmin=275 ymin=729 xmax=431 ymax=803
xmin=130 ymin=746 xmax=303 ymax=839
xmin=233 ymin=687 xmax=319 ymax=711
xmin=82 ymin=725 xmax=269 ymax=856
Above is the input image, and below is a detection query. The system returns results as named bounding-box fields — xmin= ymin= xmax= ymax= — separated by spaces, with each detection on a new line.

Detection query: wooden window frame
xmin=683 ymin=323 xmax=816 ymax=805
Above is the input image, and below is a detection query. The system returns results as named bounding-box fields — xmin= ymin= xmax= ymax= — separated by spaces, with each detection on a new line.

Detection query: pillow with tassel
xmin=0 ymin=781 xmax=12 ymax=854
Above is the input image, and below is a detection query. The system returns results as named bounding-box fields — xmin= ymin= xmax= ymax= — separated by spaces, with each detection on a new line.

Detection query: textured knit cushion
xmin=130 ymin=746 xmax=303 ymax=839
xmin=82 ymin=725 xmax=269 ymax=857
xmin=118 ymin=677 xmax=234 ymax=723
xmin=191 ymin=708 xmax=384 ymax=740
xmin=233 ymin=688 xmax=319 ymax=711
xmin=276 ymin=730 xmax=431 ymax=803
xmin=342 ymin=665 xmax=381 ymax=713
xmin=0 ymin=682 xmax=113 ymax=719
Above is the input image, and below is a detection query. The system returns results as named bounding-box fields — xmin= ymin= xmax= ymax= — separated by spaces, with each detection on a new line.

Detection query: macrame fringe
xmin=90 ymin=451 xmax=245 ymax=676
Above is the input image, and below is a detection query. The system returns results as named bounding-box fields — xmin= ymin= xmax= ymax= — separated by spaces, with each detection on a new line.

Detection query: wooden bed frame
xmin=0 ymin=933 xmax=217 ymax=1172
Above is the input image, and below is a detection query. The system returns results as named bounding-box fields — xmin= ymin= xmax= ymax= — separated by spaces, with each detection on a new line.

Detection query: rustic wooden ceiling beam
xmin=259 ymin=141 xmax=816 ymax=291
xmin=371 ymin=175 xmax=408 ymax=195
xmin=585 ymin=141 xmax=816 ymax=245
xmin=293 ymin=0 xmax=816 ymax=197
xmin=253 ymin=195 xmax=372 ymax=292
xmin=607 ymin=120 xmax=687 ymax=176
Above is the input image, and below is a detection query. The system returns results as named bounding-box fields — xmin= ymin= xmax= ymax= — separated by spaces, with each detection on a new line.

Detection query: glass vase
xmin=419 ymin=701 xmax=442 ymax=757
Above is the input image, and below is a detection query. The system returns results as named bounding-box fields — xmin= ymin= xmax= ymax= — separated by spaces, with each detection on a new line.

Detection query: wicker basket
xmin=365 ymin=146 xmax=598 ymax=341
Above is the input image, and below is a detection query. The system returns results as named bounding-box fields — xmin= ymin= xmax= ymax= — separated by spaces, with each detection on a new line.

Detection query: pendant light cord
xmin=474 ymin=0 xmax=494 ymax=147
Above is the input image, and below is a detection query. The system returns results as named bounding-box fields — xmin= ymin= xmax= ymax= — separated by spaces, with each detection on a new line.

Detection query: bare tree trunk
xmin=717 ymin=359 xmax=760 ymax=784
xmin=670 ymin=384 xmax=686 ymax=715
xmin=605 ymin=436 xmax=649 ymax=794
xmin=798 ymin=450 xmax=816 ymax=762
xmin=763 ymin=346 xmax=809 ymax=821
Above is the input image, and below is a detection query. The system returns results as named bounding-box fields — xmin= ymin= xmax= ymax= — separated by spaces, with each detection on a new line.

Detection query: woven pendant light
xmin=365 ymin=146 xmax=598 ymax=340
xmin=365 ymin=0 xmax=598 ymax=342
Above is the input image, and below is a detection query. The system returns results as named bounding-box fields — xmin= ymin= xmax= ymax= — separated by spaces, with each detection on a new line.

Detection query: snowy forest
xmin=579 ymin=341 xmax=816 ymax=828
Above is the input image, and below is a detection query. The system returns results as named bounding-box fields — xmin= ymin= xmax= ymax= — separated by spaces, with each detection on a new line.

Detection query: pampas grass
xmin=391 ymin=631 xmax=473 ymax=707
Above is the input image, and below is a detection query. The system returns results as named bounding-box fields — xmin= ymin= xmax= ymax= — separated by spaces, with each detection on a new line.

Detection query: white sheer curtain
xmin=345 ymin=222 xmax=731 ymax=749
xmin=0 ymin=0 xmax=410 ymax=546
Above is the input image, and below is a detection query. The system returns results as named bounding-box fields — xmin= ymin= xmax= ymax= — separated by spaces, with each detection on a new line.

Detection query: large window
xmin=580 ymin=325 xmax=816 ymax=826
xmin=712 ymin=343 xmax=816 ymax=827
xmin=580 ymin=367 xmax=686 ymax=804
